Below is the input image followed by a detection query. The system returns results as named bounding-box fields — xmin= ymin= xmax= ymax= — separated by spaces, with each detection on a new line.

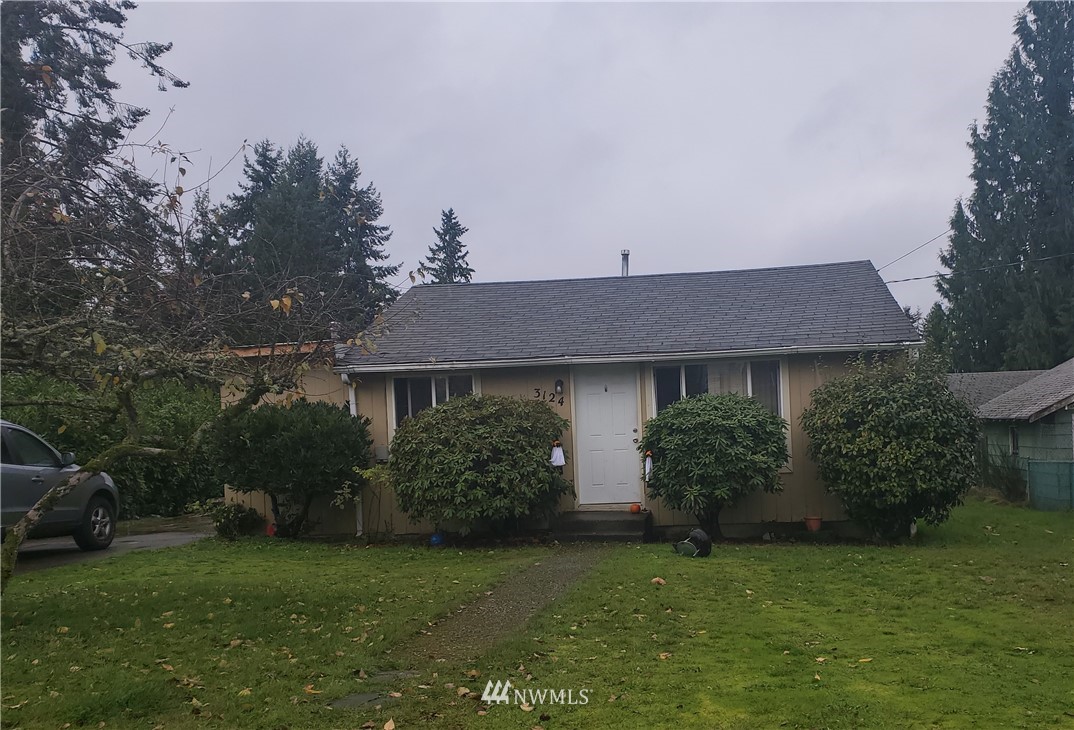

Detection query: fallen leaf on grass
xmin=659 ymin=652 xmax=672 ymax=660
xmin=388 ymin=692 xmax=402 ymax=698
xmin=858 ymin=658 xmax=873 ymax=663
xmin=303 ymin=684 xmax=321 ymax=695
xmin=815 ymin=657 xmax=826 ymax=663
xmin=56 ymin=627 xmax=69 ymax=634
xmin=814 ymin=673 xmax=821 ymax=681
xmin=466 ymin=669 xmax=481 ymax=678
xmin=238 ymin=688 xmax=252 ymax=697
xmin=361 ymin=722 xmax=375 ymax=729
xmin=228 ymin=639 xmax=242 ymax=649
xmin=160 ymin=664 xmax=174 ymax=672
xmin=384 ymin=720 xmax=395 ymax=730
xmin=650 ymin=577 xmax=666 ymax=586
xmin=457 ymin=686 xmax=470 ymax=697
xmin=520 ymin=703 xmax=534 ymax=712
xmin=163 ymin=623 xmax=175 ymax=630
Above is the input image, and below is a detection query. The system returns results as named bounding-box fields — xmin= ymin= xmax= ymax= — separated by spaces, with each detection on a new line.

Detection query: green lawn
xmin=3 ymin=500 xmax=1072 ymax=729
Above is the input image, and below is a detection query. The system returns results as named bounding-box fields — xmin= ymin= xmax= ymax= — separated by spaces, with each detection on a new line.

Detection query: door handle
xmin=632 ymin=438 xmax=639 ymax=443
xmin=31 ymin=476 xmax=44 ymax=483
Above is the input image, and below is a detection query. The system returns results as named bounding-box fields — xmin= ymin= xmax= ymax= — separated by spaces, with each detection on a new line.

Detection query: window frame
xmin=389 ymin=372 xmax=480 ymax=438
xmin=653 ymin=363 xmax=710 ymax=413
xmin=746 ymin=359 xmax=785 ymax=418
xmin=2 ymin=426 xmax=61 ymax=468
xmin=1009 ymin=426 xmax=1020 ymax=456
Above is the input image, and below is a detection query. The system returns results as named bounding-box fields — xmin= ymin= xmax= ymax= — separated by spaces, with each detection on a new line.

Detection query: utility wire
xmin=877 ymin=229 xmax=952 ymax=271
xmin=884 ymin=252 xmax=1074 ymax=284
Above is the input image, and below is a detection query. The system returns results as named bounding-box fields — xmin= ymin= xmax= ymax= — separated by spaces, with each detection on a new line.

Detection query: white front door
xmin=574 ymin=365 xmax=641 ymax=504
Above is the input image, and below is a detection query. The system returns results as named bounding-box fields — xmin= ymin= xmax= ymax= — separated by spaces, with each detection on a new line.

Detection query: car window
xmin=6 ymin=428 xmax=59 ymax=467
xmin=0 ymin=433 xmax=13 ymax=464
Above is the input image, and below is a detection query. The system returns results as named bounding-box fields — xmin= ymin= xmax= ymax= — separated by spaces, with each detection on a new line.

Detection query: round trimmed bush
xmin=209 ymin=399 xmax=372 ymax=537
xmin=800 ymin=355 xmax=979 ymax=538
xmin=388 ymin=395 xmax=571 ymax=533
xmin=640 ymin=393 xmax=788 ymax=537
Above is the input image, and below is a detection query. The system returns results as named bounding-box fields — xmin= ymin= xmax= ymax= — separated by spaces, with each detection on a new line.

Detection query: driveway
xmin=15 ymin=529 xmax=210 ymax=574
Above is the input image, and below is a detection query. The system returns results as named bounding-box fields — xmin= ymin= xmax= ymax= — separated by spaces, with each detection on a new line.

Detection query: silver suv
xmin=0 ymin=420 xmax=119 ymax=550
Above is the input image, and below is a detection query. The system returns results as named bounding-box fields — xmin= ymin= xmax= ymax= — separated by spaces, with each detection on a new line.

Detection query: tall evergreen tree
xmin=938 ymin=2 xmax=1074 ymax=371
xmin=423 ymin=208 xmax=474 ymax=284
xmin=922 ymin=302 xmax=954 ymax=360
xmin=196 ymin=138 xmax=400 ymax=340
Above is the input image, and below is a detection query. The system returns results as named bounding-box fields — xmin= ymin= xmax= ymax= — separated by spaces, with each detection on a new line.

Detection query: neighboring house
xmin=228 ymin=259 xmax=921 ymax=536
xmin=948 ymin=358 xmax=1074 ymax=509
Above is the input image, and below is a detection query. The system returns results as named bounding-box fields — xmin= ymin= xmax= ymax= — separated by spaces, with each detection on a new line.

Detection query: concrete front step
xmin=552 ymin=531 xmax=647 ymax=543
xmin=551 ymin=510 xmax=651 ymax=542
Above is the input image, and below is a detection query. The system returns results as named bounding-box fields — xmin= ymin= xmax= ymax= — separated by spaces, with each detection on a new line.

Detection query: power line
xmin=877 ymin=228 xmax=952 ymax=271
xmin=884 ymin=252 xmax=1074 ymax=284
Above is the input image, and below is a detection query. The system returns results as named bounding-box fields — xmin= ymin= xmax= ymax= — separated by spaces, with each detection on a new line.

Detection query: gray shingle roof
xmin=947 ymin=371 xmax=1045 ymax=409
xmin=336 ymin=260 xmax=920 ymax=370
xmin=977 ymin=358 xmax=1074 ymax=422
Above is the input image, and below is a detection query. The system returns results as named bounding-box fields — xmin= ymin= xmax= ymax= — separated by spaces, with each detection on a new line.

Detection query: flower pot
xmin=803 ymin=516 xmax=823 ymax=532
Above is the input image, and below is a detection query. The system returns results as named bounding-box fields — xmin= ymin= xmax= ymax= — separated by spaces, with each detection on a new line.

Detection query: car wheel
xmin=73 ymin=496 xmax=116 ymax=551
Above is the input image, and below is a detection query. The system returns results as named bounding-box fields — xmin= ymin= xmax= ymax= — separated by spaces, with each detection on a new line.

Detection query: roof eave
xmin=333 ymin=340 xmax=923 ymax=374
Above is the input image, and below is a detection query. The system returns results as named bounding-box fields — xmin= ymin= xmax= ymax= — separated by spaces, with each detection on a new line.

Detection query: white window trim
xmin=387 ymin=372 xmax=480 ymax=442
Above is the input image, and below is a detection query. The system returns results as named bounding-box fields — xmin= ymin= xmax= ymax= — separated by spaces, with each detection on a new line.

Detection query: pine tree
xmin=938 ymin=2 xmax=1074 ymax=371
xmin=423 ymin=208 xmax=474 ymax=284
xmin=922 ymin=302 xmax=954 ymax=361
xmin=206 ymin=138 xmax=400 ymax=340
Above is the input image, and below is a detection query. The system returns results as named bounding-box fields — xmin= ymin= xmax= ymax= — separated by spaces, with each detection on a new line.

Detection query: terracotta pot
xmin=629 ymin=503 xmax=642 ymax=514
xmin=803 ymin=516 xmax=823 ymax=532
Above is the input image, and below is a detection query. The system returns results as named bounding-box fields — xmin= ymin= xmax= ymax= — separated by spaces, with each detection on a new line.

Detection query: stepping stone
xmin=329 ymin=691 xmax=396 ymax=709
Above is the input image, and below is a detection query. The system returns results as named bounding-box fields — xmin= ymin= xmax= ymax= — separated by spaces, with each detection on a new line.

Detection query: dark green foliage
xmin=0 ymin=375 xmax=220 ymax=518
xmin=389 ymin=396 xmax=571 ymax=533
xmin=639 ymin=393 xmax=788 ymax=537
xmin=938 ymin=2 xmax=1074 ymax=371
xmin=208 ymin=400 xmax=372 ymax=537
xmin=191 ymin=138 xmax=400 ymax=341
xmin=801 ymin=355 xmax=981 ymax=538
xmin=423 ymin=208 xmax=474 ymax=284
xmin=922 ymin=302 xmax=953 ymax=360
xmin=206 ymin=502 xmax=265 ymax=540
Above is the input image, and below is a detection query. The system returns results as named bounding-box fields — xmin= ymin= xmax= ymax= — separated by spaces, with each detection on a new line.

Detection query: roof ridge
xmin=413 ymin=259 xmax=876 ymax=289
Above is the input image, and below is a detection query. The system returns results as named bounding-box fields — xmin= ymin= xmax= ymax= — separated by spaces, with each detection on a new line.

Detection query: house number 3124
xmin=534 ymin=389 xmax=565 ymax=406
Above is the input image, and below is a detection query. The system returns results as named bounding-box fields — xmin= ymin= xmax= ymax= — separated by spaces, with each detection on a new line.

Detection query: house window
xmin=1009 ymin=426 xmax=1019 ymax=456
xmin=654 ymin=364 xmax=709 ymax=412
xmin=748 ymin=360 xmax=782 ymax=416
xmin=393 ymin=374 xmax=474 ymax=424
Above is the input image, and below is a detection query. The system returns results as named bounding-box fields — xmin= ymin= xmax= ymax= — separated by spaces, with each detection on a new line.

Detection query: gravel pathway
xmin=402 ymin=544 xmax=610 ymax=663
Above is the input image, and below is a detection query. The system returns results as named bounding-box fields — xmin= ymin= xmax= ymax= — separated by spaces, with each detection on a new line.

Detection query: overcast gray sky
xmin=116 ymin=1 xmax=1021 ymax=314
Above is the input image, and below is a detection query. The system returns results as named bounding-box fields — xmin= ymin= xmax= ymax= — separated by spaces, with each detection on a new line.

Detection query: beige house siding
xmin=228 ymin=354 xmax=861 ymax=536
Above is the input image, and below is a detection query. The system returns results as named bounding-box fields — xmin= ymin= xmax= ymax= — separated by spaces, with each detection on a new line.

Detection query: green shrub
xmin=388 ymin=395 xmax=571 ymax=533
xmin=204 ymin=502 xmax=265 ymax=540
xmin=0 ymin=374 xmax=220 ymax=518
xmin=208 ymin=400 xmax=371 ymax=537
xmin=639 ymin=393 xmax=788 ymax=538
xmin=801 ymin=354 xmax=980 ymax=538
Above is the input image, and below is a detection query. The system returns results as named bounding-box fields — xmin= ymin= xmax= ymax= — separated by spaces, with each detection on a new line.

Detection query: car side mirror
xmin=60 ymin=452 xmax=76 ymax=467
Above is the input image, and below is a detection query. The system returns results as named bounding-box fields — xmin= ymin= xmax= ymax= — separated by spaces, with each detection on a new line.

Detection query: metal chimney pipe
xmin=621 ymin=249 xmax=630 ymax=277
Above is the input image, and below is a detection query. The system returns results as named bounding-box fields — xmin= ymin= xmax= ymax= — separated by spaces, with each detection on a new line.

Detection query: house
xmin=949 ymin=358 xmax=1074 ymax=510
xmin=228 ymin=259 xmax=922 ymax=537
